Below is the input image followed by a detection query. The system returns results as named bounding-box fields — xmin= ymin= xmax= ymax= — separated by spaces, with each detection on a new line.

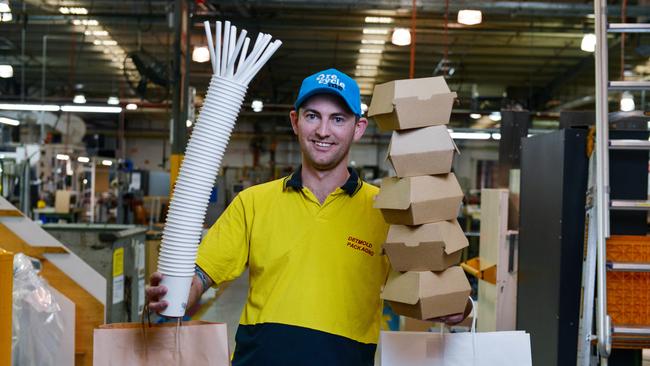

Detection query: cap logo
xmin=316 ymin=73 xmax=346 ymax=91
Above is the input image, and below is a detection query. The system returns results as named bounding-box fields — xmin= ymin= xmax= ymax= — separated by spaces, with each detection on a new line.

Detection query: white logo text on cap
xmin=316 ymin=73 xmax=346 ymax=91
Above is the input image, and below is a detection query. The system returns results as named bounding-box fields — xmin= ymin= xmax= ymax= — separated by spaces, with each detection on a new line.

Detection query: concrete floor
xmin=195 ymin=270 xmax=650 ymax=365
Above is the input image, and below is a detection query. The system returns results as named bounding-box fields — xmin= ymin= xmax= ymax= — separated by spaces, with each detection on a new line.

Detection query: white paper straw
xmin=227 ymin=30 xmax=247 ymax=77
xmin=203 ymin=21 xmax=217 ymax=74
xmin=243 ymin=40 xmax=282 ymax=85
xmin=239 ymin=33 xmax=270 ymax=81
xmin=236 ymin=37 xmax=250 ymax=77
xmin=215 ymin=21 xmax=222 ymax=76
xmin=236 ymin=32 xmax=264 ymax=80
xmin=227 ymin=25 xmax=237 ymax=72
xmin=221 ymin=21 xmax=231 ymax=76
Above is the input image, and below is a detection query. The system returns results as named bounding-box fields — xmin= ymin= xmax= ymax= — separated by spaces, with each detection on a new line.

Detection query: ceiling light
xmin=252 ymin=99 xmax=263 ymax=112
xmin=64 ymin=7 xmax=87 ymax=15
xmin=72 ymin=19 xmax=81 ymax=25
xmin=355 ymin=69 xmax=378 ymax=77
xmin=73 ymin=94 xmax=86 ymax=104
xmin=581 ymin=33 xmax=596 ymax=52
xmin=361 ymin=103 xmax=368 ymax=114
xmin=107 ymin=96 xmax=119 ymax=105
xmin=1 ymin=12 xmax=11 ymax=22
xmin=457 ymin=9 xmax=482 ymax=25
xmin=0 ymin=64 xmax=12 ymax=78
xmin=61 ymin=105 xmax=122 ymax=113
xmin=0 ymin=103 xmax=60 ymax=111
xmin=101 ymin=160 xmax=113 ymax=166
xmin=78 ymin=19 xmax=98 ymax=26
xmin=357 ymin=57 xmax=382 ymax=66
xmin=491 ymin=133 xmax=501 ymax=140
xmin=82 ymin=178 xmax=88 ymax=184
xmin=356 ymin=65 xmax=377 ymax=70
xmin=359 ymin=48 xmax=383 ymax=54
xmin=391 ymin=28 xmax=411 ymax=46
xmin=0 ymin=116 xmax=19 ymax=126
xmin=489 ymin=111 xmax=502 ymax=122
xmin=102 ymin=40 xmax=117 ymax=46
xmin=58 ymin=7 xmax=70 ymax=14
xmin=192 ymin=46 xmax=210 ymax=63
xmin=125 ymin=103 xmax=138 ymax=110
xmin=450 ymin=132 xmax=491 ymax=140
xmin=620 ymin=91 xmax=635 ymax=112
xmin=0 ymin=0 xmax=9 ymax=13
xmin=470 ymin=113 xmax=482 ymax=119
xmin=77 ymin=156 xmax=90 ymax=163
xmin=93 ymin=30 xmax=108 ymax=36
xmin=365 ymin=16 xmax=393 ymax=24
xmin=361 ymin=39 xmax=386 ymax=45
xmin=186 ymin=119 xmax=193 ymax=127
xmin=363 ymin=28 xmax=389 ymax=35
xmin=56 ymin=154 xmax=70 ymax=161
xmin=93 ymin=40 xmax=102 ymax=46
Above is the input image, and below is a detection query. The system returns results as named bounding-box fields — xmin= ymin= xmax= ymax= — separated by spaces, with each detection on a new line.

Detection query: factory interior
xmin=0 ymin=0 xmax=649 ymax=365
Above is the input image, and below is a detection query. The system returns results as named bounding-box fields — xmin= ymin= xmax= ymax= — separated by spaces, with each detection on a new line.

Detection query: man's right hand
xmin=145 ymin=272 xmax=168 ymax=313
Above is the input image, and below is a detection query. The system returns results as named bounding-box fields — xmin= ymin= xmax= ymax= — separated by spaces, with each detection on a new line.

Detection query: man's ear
xmin=289 ymin=109 xmax=299 ymax=135
xmin=353 ymin=117 xmax=368 ymax=142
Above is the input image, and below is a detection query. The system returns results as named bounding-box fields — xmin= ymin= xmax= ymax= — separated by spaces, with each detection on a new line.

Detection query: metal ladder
xmin=577 ymin=2 xmax=650 ymax=366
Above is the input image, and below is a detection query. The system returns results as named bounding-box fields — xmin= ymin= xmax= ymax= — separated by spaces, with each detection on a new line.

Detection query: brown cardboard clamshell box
xmin=373 ymin=174 xmax=464 ymax=225
xmin=368 ymin=76 xmax=457 ymax=131
xmin=387 ymin=125 xmax=459 ymax=177
xmin=381 ymin=266 xmax=471 ymax=320
xmin=384 ymin=219 xmax=469 ymax=272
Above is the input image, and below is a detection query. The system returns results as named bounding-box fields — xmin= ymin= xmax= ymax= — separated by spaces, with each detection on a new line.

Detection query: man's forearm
xmin=185 ymin=267 xmax=214 ymax=312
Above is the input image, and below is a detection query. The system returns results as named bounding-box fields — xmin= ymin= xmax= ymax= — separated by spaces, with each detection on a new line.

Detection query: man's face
xmin=289 ymin=94 xmax=368 ymax=171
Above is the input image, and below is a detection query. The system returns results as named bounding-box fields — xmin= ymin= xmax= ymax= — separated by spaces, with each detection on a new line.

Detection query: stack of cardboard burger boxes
xmin=368 ymin=76 xmax=471 ymax=321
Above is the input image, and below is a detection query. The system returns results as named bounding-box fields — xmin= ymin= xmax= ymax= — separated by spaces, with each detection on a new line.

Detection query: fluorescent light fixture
xmin=491 ymin=133 xmax=501 ymax=140
xmin=63 ymin=7 xmax=87 ymax=15
xmin=77 ymin=156 xmax=90 ymax=163
xmin=470 ymin=113 xmax=482 ymax=119
xmin=457 ymin=9 xmax=482 ymax=25
xmin=107 ymin=96 xmax=119 ymax=105
xmin=125 ymin=103 xmax=138 ymax=110
xmin=355 ymin=69 xmax=378 ymax=77
xmin=192 ymin=46 xmax=210 ymax=63
xmin=363 ymin=28 xmax=389 ymax=35
xmin=61 ymin=105 xmax=122 ymax=113
xmin=0 ymin=103 xmax=60 ymax=111
xmin=59 ymin=7 xmax=70 ymax=14
xmin=101 ymin=160 xmax=113 ymax=166
xmin=450 ymin=132 xmax=491 ymax=140
xmin=1 ymin=12 xmax=11 ymax=22
xmin=391 ymin=28 xmax=411 ymax=46
xmin=356 ymin=65 xmax=377 ymax=70
xmin=0 ymin=64 xmax=13 ymax=78
xmin=620 ymin=91 xmax=635 ymax=111
xmin=73 ymin=19 xmax=98 ymax=26
xmin=357 ymin=57 xmax=382 ymax=66
xmin=489 ymin=111 xmax=502 ymax=122
xmin=83 ymin=178 xmax=88 ymax=184
xmin=0 ymin=0 xmax=9 ymax=13
xmin=56 ymin=154 xmax=70 ymax=161
xmin=361 ymin=103 xmax=368 ymax=114
xmin=359 ymin=48 xmax=383 ymax=54
xmin=581 ymin=33 xmax=596 ymax=52
xmin=93 ymin=30 xmax=108 ymax=36
xmin=102 ymin=40 xmax=117 ymax=46
xmin=361 ymin=39 xmax=386 ymax=45
xmin=0 ymin=117 xmax=19 ymax=126
xmin=252 ymin=99 xmax=263 ymax=112
xmin=365 ymin=16 xmax=393 ymax=24
xmin=186 ymin=119 xmax=193 ymax=127
xmin=73 ymin=94 xmax=86 ymax=104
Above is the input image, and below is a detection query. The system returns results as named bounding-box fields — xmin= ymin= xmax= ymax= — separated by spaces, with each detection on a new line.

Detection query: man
xmin=147 ymin=68 xmax=467 ymax=365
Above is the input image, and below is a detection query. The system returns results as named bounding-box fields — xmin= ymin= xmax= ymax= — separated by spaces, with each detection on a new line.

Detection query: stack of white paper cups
xmin=157 ymin=75 xmax=247 ymax=317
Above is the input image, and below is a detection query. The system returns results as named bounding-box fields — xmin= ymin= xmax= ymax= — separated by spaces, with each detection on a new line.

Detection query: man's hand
xmin=429 ymin=298 xmax=474 ymax=326
xmin=145 ymin=272 xmax=168 ymax=313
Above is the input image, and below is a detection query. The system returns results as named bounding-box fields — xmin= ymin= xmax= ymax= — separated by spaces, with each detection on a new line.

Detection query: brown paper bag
xmin=93 ymin=321 xmax=229 ymax=366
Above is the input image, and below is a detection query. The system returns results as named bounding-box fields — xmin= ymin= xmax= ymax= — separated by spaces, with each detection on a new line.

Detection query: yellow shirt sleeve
xmin=196 ymin=192 xmax=250 ymax=286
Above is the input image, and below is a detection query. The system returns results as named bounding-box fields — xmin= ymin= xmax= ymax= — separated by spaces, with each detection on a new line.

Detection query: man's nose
xmin=315 ymin=119 xmax=330 ymax=137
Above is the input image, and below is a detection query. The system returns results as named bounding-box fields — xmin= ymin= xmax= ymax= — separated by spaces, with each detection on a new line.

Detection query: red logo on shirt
xmin=346 ymin=236 xmax=375 ymax=256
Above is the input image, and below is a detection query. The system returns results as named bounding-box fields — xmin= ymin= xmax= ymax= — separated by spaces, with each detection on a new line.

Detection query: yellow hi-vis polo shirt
xmin=196 ymin=167 xmax=390 ymax=345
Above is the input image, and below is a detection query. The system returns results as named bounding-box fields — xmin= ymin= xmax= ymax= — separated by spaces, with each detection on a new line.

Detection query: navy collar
xmin=283 ymin=165 xmax=362 ymax=196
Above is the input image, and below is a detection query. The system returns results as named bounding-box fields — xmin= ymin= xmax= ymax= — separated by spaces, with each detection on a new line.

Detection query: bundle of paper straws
xmin=157 ymin=21 xmax=281 ymax=317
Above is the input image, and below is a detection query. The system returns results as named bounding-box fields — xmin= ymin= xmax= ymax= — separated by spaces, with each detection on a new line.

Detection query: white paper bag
xmin=381 ymin=330 xmax=532 ymax=366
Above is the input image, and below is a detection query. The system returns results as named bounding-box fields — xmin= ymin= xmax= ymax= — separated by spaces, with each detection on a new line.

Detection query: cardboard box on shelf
xmin=384 ymin=220 xmax=468 ymax=272
xmin=55 ymin=190 xmax=72 ymax=213
xmin=374 ymin=174 xmax=464 ymax=225
xmin=368 ymin=76 xmax=457 ymax=131
xmin=387 ymin=125 xmax=458 ymax=177
xmin=381 ymin=266 xmax=471 ymax=320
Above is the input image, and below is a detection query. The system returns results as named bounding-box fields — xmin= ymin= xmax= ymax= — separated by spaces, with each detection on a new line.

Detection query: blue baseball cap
xmin=294 ymin=68 xmax=362 ymax=117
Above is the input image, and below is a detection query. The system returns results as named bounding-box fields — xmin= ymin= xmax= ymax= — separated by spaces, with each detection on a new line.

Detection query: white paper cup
xmin=158 ymin=253 xmax=197 ymax=264
xmin=158 ymin=274 xmax=194 ymax=317
xmin=158 ymin=267 xmax=194 ymax=277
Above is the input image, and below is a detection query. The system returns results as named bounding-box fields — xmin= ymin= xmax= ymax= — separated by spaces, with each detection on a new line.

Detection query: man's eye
xmin=306 ymin=113 xmax=317 ymax=120
xmin=334 ymin=117 xmax=345 ymax=123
